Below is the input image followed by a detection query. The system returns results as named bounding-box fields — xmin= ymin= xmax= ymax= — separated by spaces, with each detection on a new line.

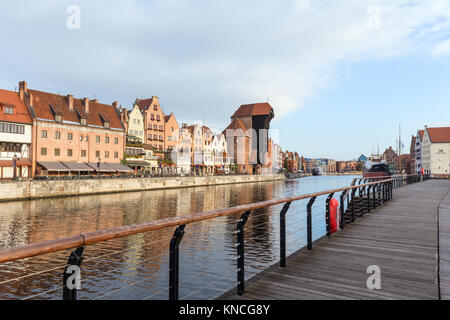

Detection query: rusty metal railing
xmin=0 ymin=175 xmax=429 ymax=300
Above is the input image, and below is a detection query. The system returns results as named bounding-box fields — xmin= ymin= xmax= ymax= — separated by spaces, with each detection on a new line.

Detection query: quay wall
xmin=0 ymin=174 xmax=285 ymax=202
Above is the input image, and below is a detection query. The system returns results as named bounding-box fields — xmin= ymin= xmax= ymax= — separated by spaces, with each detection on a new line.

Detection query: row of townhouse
xmin=410 ymin=126 xmax=450 ymax=178
xmin=119 ymin=100 xmax=232 ymax=175
xmin=1 ymin=81 xmax=284 ymax=179
xmin=0 ymin=81 xmax=131 ymax=179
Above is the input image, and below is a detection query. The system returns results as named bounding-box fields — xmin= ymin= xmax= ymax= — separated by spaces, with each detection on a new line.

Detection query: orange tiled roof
xmin=223 ymin=118 xmax=249 ymax=136
xmin=232 ymin=102 xmax=273 ymax=118
xmin=426 ymin=127 xmax=450 ymax=143
xmin=0 ymin=89 xmax=32 ymax=124
xmin=28 ymin=89 xmax=123 ymax=130
xmin=136 ymin=98 xmax=154 ymax=111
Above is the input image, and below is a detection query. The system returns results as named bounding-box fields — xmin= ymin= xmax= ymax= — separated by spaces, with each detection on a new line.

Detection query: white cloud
xmin=1 ymin=0 xmax=450 ymax=128
xmin=432 ymin=39 xmax=450 ymax=56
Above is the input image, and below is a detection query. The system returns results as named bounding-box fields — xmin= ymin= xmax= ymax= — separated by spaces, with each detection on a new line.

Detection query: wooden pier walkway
xmin=220 ymin=179 xmax=450 ymax=300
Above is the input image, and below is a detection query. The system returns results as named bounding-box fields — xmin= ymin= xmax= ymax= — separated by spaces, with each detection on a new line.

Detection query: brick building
xmin=223 ymin=103 xmax=274 ymax=174
xmin=17 ymin=81 xmax=127 ymax=176
xmin=137 ymin=96 xmax=165 ymax=153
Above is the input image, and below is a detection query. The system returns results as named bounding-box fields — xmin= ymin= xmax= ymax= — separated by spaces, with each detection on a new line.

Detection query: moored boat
xmin=363 ymin=163 xmax=392 ymax=178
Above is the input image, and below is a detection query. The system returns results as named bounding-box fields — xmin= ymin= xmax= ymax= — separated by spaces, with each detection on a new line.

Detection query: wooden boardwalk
xmin=220 ymin=179 xmax=450 ymax=300
xmin=438 ymin=181 xmax=450 ymax=299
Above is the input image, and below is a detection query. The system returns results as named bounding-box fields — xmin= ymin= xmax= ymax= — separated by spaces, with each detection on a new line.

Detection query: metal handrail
xmin=0 ymin=178 xmax=394 ymax=264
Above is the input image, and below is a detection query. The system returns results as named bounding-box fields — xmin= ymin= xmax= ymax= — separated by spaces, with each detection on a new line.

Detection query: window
xmin=0 ymin=123 xmax=25 ymax=134
xmin=96 ymin=151 xmax=100 ymax=158
xmin=80 ymin=119 xmax=87 ymax=126
xmin=3 ymin=107 xmax=14 ymax=114
xmin=105 ymin=151 xmax=109 ymax=158
xmin=54 ymin=148 xmax=60 ymax=156
xmin=67 ymin=133 xmax=73 ymax=140
xmin=159 ymin=125 xmax=163 ymax=131
xmin=81 ymin=150 xmax=87 ymax=157
xmin=114 ymin=151 xmax=118 ymax=158
xmin=55 ymin=115 xmax=62 ymax=122
xmin=137 ymin=120 xmax=140 ymax=124
xmin=55 ymin=131 xmax=61 ymax=139
xmin=105 ymin=136 xmax=110 ymax=144
xmin=171 ymin=127 xmax=174 ymax=132
xmin=96 ymin=135 xmax=100 ymax=143
xmin=79 ymin=135 xmax=83 ymax=141
xmin=154 ymin=134 xmax=157 ymax=139
xmin=153 ymin=124 xmax=157 ymax=130
xmin=156 ymin=115 xmax=160 ymax=121
xmin=67 ymin=149 xmax=73 ymax=157
xmin=85 ymin=136 xmax=88 ymax=141
xmin=41 ymin=148 xmax=47 ymax=156
xmin=133 ymin=119 xmax=136 ymax=124
xmin=41 ymin=130 xmax=47 ymax=138
xmin=151 ymin=114 xmax=155 ymax=120
xmin=153 ymin=105 xmax=158 ymax=110
xmin=114 ymin=137 xmax=118 ymax=144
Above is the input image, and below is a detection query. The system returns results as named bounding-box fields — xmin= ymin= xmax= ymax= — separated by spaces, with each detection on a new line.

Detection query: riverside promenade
xmin=221 ymin=179 xmax=450 ymax=300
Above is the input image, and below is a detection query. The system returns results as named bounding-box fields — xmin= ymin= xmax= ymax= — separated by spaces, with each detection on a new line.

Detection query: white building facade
xmin=422 ymin=126 xmax=450 ymax=178
xmin=0 ymin=89 xmax=33 ymax=179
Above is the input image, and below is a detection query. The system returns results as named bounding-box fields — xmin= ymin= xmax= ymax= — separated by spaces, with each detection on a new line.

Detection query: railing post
xmin=351 ymin=189 xmax=357 ymax=223
xmin=367 ymin=185 xmax=371 ymax=213
xmin=373 ymin=183 xmax=377 ymax=208
xmin=237 ymin=211 xmax=251 ymax=296
xmin=307 ymin=197 xmax=317 ymax=250
xmin=280 ymin=202 xmax=291 ymax=268
xmin=326 ymin=193 xmax=334 ymax=238
xmin=339 ymin=191 xmax=346 ymax=230
xmin=359 ymin=187 xmax=364 ymax=216
xmin=63 ymin=247 xmax=84 ymax=301
xmin=169 ymin=224 xmax=186 ymax=300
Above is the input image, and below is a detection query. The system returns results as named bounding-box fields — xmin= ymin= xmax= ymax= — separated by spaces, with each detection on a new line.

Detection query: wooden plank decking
xmin=220 ymin=179 xmax=450 ymax=300
xmin=438 ymin=181 xmax=450 ymax=300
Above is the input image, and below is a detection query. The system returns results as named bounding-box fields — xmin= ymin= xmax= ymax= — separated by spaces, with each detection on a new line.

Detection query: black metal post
xmin=373 ymin=183 xmax=377 ymax=208
xmin=280 ymin=202 xmax=291 ymax=268
xmin=169 ymin=224 xmax=186 ymax=300
xmin=351 ymin=189 xmax=356 ymax=222
xmin=367 ymin=185 xmax=371 ymax=213
xmin=237 ymin=211 xmax=251 ymax=296
xmin=307 ymin=197 xmax=317 ymax=250
xmin=63 ymin=247 xmax=84 ymax=301
xmin=339 ymin=191 xmax=346 ymax=230
xmin=359 ymin=187 xmax=364 ymax=216
xmin=326 ymin=193 xmax=334 ymax=238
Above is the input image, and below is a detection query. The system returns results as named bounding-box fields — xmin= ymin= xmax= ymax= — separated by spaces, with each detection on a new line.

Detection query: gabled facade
xmin=127 ymin=104 xmax=145 ymax=142
xmin=164 ymin=113 xmax=179 ymax=152
xmin=137 ymin=96 xmax=165 ymax=152
xmin=0 ymin=89 xmax=33 ymax=179
xmin=414 ymin=130 xmax=424 ymax=174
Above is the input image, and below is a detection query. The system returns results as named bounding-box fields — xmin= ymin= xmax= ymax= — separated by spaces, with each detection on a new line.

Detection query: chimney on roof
xmin=67 ymin=94 xmax=74 ymax=111
xmin=112 ymin=101 xmax=119 ymax=110
xmin=19 ymin=81 xmax=27 ymax=100
xmin=28 ymin=92 xmax=33 ymax=108
xmin=83 ymin=97 xmax=89 ymax=113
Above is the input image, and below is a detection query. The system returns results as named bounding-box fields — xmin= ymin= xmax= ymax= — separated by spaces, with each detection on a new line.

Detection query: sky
xmin=1 ymin=0 xmax=450 ymax=160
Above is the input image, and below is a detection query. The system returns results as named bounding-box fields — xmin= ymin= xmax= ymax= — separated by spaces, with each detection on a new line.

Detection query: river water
xmin=0 ymin=175 xmax=358 ymax=300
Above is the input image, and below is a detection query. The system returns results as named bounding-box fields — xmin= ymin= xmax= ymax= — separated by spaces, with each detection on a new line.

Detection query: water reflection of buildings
xmin=0 ymin=180 xmax=287 ymax=299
